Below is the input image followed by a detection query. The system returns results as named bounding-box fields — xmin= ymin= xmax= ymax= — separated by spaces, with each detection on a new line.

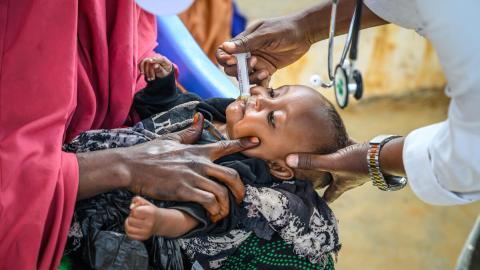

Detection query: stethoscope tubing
xmin=321 ymin=0 xmax=363 ymax=88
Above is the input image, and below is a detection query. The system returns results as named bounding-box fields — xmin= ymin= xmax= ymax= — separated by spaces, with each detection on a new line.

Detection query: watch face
xmin=370 ymin=135 xmax=398 ymax=145
xmin=384 ymin=176 xmax=408 ymax=191
xmin=334 ymin=65 xmax=348 ymax=108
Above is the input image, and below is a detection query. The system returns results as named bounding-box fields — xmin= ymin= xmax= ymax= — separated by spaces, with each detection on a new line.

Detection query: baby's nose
xmin=255 ymin=95 xmax=272 ymax=111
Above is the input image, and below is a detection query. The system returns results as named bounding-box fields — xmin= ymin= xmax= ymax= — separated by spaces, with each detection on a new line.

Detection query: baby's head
xmin=226 ymin=85 xmax=349 ymax=180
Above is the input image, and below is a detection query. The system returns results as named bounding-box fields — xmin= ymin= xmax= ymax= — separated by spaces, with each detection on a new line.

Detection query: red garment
xmin=0 ymin=1 xmax=158 ymax=269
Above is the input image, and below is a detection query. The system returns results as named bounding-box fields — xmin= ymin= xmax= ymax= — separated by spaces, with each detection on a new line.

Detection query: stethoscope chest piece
xmin=352 ymin=69 xmax=363 ymax=100
xmin=334 ymin=64 xmax=363 ymax=108
xmin=334 ymin=65 xmax=349 ymax=108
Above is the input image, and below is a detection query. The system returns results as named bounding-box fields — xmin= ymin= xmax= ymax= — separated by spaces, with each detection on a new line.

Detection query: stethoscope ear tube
xmin=349 ymin=0 xmax=363 ymax=61
xmin=322 ymin=0 xmax=364 ymax=108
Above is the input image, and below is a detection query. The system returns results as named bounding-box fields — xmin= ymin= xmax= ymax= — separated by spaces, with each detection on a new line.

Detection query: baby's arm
xmin=125 ymin=196 xmax=199 ymax=240
xmin=133 ymin=56 xmax=179 ymax=119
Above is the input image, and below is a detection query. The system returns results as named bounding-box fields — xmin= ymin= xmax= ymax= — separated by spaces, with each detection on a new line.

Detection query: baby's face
xmin=226 ymin=85 xmax=336 ymax=162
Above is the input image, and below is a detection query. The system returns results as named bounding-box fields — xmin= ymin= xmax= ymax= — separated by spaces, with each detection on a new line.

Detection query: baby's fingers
xmin=155 ymin=65 xmax=170 ymax=78
xmin=148 ymin=59 xmax=156 ymax=81
xmin=159 ymin=56 xmax=172 ymax=73
xmin=154 ymin=57 xmax=172 ymax=78
xmin=125 ymin=216 xmax=145 ymax=229
xmin=130 ymin=205 xmax=156 ymax=221
xmin=131 ymin=196 xmax=151 ymax=208
xmin=125 ymin=222 xmax=150 ymax=240
xmin=141 ymin=58 xmax=156 ymax=81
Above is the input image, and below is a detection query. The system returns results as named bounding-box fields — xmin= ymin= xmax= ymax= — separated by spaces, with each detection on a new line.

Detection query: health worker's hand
xmin=286 ymin=142 xmax=371 ymax=203
xmin=287 ymin=136 xmax=405 ymax=203
xmin=216 ymin=14 xmax=313 ymax=87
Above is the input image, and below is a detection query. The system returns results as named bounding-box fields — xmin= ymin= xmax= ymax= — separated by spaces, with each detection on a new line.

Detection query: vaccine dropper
xmin=233 ymin=53 xmax=251 ymax=100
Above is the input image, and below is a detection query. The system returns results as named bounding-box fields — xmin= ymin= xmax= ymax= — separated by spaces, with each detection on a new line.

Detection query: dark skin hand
xmin=77 ymin=113 xmax=260 ymax=222
xmin=216 ymin=0 xmax=387 ymax=86
xmin=217 ymin=14 xmax=312 ymax=87
xmin=287 ymin=137 xmax=406 ymax=203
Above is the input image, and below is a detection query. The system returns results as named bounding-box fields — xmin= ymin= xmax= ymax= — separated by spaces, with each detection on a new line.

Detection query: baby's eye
xmin=268 ymin=88 xmax=275 ymax=98
xmin=267 ymin=111 xmax=276 ymax=128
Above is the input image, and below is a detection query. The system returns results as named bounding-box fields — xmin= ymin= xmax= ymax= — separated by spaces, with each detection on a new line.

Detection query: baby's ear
xmin=268 ymin=160 xmax=294 ymax=180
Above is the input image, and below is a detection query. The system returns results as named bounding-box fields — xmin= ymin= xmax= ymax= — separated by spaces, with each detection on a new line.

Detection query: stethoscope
xmin=310 ymin=0 xmax=364 ymax=109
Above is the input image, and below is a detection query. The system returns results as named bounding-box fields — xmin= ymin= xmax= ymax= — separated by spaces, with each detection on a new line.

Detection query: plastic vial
xmin=234 ymin=53 xmax=251 ymax=100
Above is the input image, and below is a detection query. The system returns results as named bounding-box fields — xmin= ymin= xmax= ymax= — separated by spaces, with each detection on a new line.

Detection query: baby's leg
xmin=125 ymin=196 xmax=199 ymax=240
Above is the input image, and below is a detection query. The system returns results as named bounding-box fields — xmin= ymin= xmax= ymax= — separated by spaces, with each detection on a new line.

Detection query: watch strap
xmin=367 ymin=135 xmax=407 ymax=191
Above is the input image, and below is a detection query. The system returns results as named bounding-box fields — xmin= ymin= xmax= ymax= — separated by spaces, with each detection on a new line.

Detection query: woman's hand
xmin=77 ymin=114 xmax=259 ymax=222
xmin=216 ymin=13 xmax=313 ymax=86
xmin=121 ymin=130 xmax=257 ymax=222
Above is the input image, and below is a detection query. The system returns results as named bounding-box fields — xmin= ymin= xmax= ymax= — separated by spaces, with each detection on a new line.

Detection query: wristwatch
xmin=367 ymin=135 xmax=408 ymax=191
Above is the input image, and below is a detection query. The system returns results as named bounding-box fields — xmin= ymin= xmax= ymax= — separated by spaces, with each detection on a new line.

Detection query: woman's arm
xmin=76 ymin=149 xmax=130 ymax=200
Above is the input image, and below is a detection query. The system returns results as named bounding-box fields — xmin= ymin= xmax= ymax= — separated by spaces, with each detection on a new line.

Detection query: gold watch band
xmin=367 ymin=135 xmax=407 ymax=191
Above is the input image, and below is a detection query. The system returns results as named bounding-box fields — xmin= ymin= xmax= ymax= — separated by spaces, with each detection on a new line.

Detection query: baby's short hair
xmin=294 ymin=97 xmax=349 ymax=186
xmin=315 ymin=97 xmax=350 ymax=155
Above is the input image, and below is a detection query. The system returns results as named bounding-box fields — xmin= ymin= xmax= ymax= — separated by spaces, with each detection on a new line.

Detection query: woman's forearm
xmin=76 ymin=148 xmax=130 ymax=200
xmin=298 ymin=0 xmax=388 ymax=44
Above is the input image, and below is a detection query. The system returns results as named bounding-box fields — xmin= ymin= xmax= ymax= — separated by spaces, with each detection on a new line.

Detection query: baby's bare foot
xmin=125 ymin=196 xmax=199 ymax=240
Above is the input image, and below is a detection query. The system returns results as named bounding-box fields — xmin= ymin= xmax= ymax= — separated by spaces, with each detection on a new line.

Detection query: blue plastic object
xmin=231 ymin=1 xmax=247 ymax=37
xmin=155 ymin=16 xmax=238 ymax=99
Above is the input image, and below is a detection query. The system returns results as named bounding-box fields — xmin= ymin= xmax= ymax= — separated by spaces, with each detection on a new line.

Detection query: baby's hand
xmin=125 ymin=196 xmax=159 ymax=241
xmin=140 ymin=56 xmax=173 ymax=81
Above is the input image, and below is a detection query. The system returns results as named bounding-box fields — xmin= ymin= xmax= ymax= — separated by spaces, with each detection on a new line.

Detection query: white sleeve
xmin=363 ymin=0 xmax=422 ymax=30
xmin=403 ymin=0 xmax=480 ymax=205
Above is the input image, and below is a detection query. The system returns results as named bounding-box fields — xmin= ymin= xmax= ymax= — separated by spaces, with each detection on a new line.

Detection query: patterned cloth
xmin=220 ymin=233 xmax=335 ymax=270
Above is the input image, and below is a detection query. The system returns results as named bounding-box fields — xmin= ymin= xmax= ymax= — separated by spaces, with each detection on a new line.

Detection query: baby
xmin=64 ymin=56 xmax=348 ymax=270
xmin=127 ymin=64 xmax=349 ymax=240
